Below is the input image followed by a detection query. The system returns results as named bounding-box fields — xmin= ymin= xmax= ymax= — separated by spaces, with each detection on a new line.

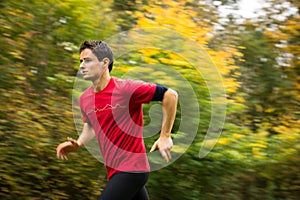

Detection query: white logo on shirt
xmin=87 ymin=104 xmax=126 ymax=115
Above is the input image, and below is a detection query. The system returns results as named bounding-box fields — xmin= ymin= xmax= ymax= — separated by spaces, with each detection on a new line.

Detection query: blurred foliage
xmin=1 ymin=0 xmax=299 ymax=199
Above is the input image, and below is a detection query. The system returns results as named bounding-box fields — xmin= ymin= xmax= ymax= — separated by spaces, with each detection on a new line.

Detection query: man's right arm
xmin=56 ymin=123 xmax=95 ymax=160
xmin=76 ymin=122 xmax=95 ymax=147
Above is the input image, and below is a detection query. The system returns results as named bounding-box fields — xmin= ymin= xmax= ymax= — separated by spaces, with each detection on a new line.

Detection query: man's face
xmin=79 ymin=48 xmax=106 ymax=81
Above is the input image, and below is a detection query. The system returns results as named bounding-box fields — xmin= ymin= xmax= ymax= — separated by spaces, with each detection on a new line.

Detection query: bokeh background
xmin=0 ymin=0 xmax=299 ymax=199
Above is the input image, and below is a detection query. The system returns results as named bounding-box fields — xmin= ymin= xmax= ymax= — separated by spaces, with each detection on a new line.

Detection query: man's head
xmin=79 ymin=40 xmax=114 ymax=72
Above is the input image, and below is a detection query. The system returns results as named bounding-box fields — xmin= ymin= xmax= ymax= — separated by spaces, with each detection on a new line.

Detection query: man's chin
xmin=82 ymin=76 xmax=91 ymax=81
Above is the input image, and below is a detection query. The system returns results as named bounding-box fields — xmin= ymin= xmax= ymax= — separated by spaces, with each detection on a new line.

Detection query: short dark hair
xmin=79 ymin=40 xmax=114 ymax=72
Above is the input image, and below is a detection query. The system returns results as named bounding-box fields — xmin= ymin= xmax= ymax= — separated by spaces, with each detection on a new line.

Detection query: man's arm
xmin=56 ymin=122 xmax=95 ymax=160
xmin=150 ymin=88 xmax=178 ymax=162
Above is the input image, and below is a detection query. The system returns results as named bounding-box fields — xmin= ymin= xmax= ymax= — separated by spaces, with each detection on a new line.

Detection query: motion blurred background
xmin=0 ymin=0 xmax=299 ymax=199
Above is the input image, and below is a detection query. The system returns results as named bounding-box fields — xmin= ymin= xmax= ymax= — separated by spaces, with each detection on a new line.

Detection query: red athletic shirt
xmin=79 ymin=77 xmax=156 ymax=180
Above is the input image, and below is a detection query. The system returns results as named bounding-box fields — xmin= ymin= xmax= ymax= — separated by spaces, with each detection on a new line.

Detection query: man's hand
xmin=56 ymin=137 xmax=81 ymax=160
xmin=150 ymin=136 xmax=173 ymax=163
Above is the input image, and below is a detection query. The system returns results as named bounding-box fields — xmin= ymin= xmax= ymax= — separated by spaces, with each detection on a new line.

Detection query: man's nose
xmin=80 ymin=62 xmax=85 ymax=69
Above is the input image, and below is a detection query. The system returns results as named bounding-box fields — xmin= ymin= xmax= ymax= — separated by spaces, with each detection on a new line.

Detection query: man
xmin=56 ymin=40 xmax=178 ymax=200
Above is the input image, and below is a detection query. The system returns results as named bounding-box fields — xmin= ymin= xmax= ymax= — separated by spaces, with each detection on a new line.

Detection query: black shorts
xmin=97 ymin=172 xmax=149 ymax=200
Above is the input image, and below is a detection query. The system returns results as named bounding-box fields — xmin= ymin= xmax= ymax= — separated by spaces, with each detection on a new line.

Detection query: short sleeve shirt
xmin=79 ymin=77 xmax=156 ymax=180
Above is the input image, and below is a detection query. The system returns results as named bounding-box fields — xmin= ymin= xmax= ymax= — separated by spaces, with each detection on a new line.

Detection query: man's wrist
xmin=76 ymin=139 xmax=84 ymax=147
xmin=160 ymin=132 xmax=171 ymax=138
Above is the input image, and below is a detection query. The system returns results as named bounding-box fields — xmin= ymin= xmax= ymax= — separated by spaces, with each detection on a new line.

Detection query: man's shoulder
xmin=113 ymin=77 xmax=148 ymax=86
xmin=112 ymin=77 xmax=133 ymax=87
xmin=79 ymin=86 xmax=93 ymax=100
xmin=112 ymin=77 xmax=157 ymax=95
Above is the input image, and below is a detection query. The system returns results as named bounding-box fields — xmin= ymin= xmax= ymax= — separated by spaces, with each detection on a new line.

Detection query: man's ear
xmin=103 ymin=58 xmax=110 ymax=67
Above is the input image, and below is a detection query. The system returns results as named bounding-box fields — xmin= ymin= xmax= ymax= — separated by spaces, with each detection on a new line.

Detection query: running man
xmin=56 ymin=40 xmax=178 ymax=200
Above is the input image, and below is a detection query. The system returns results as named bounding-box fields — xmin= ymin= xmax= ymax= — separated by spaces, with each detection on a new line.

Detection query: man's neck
xmin=93 ymin=73 xmax=111 ymax=92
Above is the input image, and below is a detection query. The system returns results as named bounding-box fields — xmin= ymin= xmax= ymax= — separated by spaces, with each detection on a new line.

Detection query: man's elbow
xmin=165 ymin=88 xmax=178 ymax=103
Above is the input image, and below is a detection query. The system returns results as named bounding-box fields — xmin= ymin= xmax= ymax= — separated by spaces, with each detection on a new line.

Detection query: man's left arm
xmin=150 ymin=88 xmax=178 ymax=162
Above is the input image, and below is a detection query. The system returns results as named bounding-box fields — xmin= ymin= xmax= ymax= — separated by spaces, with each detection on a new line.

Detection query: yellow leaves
xmin=258 ymin=131 xmax=270 ymax=137
xmin=21 ymin=31 xmax=35 ymax=39
xmin=232 ymin=133 xmax=245 ymax=140
xmin=201 ymin=139 xmax=218 ymax=149
xmin=232 ymin=50 xmax=244 ymax=58
xmin=255 ymin=104 xmax=264 ymax=112
xmin=223 ymin=78 xmax=240 ymax=93
xmin=135 ymin=0 xmax=211 ymax=44
xmin=234 ymin=96 xmax=245 ymax=103
xmin=143 ymin=57 xmax=159 ymax=64
xmin=14 ymin=75 xmax=26 ymax=81
xmin=158 ymin=58 xmax=188 ymax=66
xmin=217 ymin=138 xmax=230 ymax=145
xmin=155 ymin=79 xmax=177 ymax=87
xmin=273 ymin=125 xmax=291 ymax=134
xmin=8 ymin=9 xmax=24 ymax=17
xmin=225 ymin=150 xmax=245 ymax=159
xmin=2 ymin=24 xmax=13 ymax=31
xmin=237 ymin=45 xmax=246 ymax=50
xmin=265 ymin=107 xmax=275 ymax=113
xmin=252 ymin=147 xmax=260 ymax=156
xmin=137 ymin=17 xmax=157 ymax=28
xmin=151 ymin=71 xmax=166 ymax=77
xmin=284 ymin=16 xmax=300 ymax=35
xmin=209 ymin=49 xmax=240 ymax=78
xmin=129 ymin=66 xmax=153 ymax=73
xmin=139 ymin=48 xmax=160 ymax=57
xmin=217 ymin=133 xmax=246 ymax=146
xmin=250 ymin=143 xmax=268 ymax=149
xmin=168 ymin=53 xmax=184 ymax=61
xmin=10 ymin=51 xmax=25 ymax=60
xmin=172 ymin=145 xmax=186 ymax=153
